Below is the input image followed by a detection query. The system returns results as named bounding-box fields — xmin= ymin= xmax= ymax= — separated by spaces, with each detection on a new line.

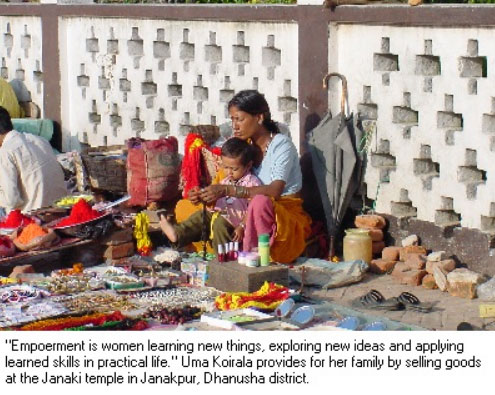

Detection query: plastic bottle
xmin=258 ymin=233 xmax=270 ymax=267
xmin=343 ymin=228 xmax=372 ymax=264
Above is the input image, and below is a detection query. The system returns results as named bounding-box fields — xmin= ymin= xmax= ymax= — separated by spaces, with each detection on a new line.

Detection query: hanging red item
xmin=181 ymin=133 xmax=221 ymax=198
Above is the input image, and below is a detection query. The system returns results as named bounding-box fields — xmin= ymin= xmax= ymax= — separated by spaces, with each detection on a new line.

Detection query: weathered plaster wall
xmin=0 ymin=16 xmax=43 ymax=111
xmin=329 ymin=24 xmax=495 ymax=232
xmin=59 ymin=18 xmax=299 ymax=152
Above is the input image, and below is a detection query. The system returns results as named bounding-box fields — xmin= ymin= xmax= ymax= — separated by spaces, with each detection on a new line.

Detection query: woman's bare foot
xmin=160 ymin=214 xmax=178 ymax=243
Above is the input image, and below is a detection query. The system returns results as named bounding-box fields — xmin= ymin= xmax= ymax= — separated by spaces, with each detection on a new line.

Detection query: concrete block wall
xmin=328 ymin=24 xmax=495 ymax=231
xmin=59 ymin=18 xmax=299 ymax=152
xmin=0 ymin=16 xmax=43 ymax=111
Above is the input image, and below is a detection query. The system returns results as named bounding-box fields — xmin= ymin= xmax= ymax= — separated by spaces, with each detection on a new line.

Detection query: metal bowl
xmin=51 ymin=212 xmax=111 ymax=237
xmin=0 ymin=227 xmax=16 ymax=236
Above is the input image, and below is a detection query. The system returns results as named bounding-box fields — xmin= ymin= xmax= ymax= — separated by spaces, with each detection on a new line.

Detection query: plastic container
xmin=258 ymin=233 xmax=270 ymax=267
xmin=237 ymin=251 xmax=248 ymax=265
xmin=245 ymin=253 xmax=260 ymax=267
xmin=343 ymin=228 xmax=372 ymax=264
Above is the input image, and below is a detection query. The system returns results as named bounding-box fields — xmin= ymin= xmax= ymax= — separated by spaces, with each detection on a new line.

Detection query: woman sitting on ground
xmin=193 ymin=89 xmax=312 ymax=263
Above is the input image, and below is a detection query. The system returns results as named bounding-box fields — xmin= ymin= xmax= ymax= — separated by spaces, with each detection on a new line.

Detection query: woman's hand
xmin=187 ymin=186 xmax=202 ymax=205
xmin=199 ymin=185 xmax=225 ymax=205
xmin=232 ymin=225 xmax=244 ymax=242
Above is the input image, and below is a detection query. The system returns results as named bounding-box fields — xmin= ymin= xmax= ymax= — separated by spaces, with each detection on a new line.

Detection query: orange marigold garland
xmin=215 ymin=282 xmax=290 ymax=311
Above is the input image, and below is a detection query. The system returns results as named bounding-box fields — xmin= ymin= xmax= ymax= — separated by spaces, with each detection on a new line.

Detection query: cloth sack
xmin=289 ymin=258 xmax=368 ymax=289
xmin=127 ymin=137 xmax=181 ymax=207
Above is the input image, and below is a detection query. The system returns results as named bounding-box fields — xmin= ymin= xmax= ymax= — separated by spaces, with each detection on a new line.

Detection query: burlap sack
xmin=127 ymin=137 xmax=181 ymax=207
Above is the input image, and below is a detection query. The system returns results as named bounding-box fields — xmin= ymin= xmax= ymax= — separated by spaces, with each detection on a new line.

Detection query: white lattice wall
xmin=329 ymin=24 xmax=495 ymax=231
xmin=0 ymin=16 xmax=43 ymax=112
xmin=59 ymin=17 xmax=299 ymax=153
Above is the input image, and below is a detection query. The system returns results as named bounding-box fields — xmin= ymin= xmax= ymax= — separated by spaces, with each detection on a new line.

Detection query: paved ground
xmin=305 ymin=273 xmax=495 ymax=331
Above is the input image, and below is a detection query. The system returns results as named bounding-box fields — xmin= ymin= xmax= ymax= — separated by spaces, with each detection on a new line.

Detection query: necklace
xmin=264 ymin=132 xmax=274 ymax=156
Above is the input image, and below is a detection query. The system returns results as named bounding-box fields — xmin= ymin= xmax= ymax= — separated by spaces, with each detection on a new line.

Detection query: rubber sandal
xmin=397 ymin=292 xmax=432 ymax=313
xmin=351 ymin=289 xmax=403 ymax=311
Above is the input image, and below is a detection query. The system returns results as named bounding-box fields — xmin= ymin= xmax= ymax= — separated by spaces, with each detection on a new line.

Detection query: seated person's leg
xmin=163 ymin=210 xmax=210 ymax=248
xmin=243 ymin=195 xmax=276 ymax=252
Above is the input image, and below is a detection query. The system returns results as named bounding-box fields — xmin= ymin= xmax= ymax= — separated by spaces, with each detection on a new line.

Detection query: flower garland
xmin=215 ymin=281 xmax=289 ymax=311
xmin=18 ymin=311 xmax=125 ymax=331
xmin=134 ymin=212 xmax=152 ymax=256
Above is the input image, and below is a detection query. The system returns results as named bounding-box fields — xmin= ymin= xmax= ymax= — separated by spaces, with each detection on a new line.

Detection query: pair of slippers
xmin=352 ymin=289 xmax=433 ymax=313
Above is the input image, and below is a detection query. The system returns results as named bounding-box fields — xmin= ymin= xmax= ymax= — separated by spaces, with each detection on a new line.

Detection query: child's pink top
xmin=213 ymin=172 xmax=261 ymax=227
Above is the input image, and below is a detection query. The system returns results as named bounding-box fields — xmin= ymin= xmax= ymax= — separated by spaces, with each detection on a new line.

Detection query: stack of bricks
xmin=354 ymin=214 xmax=387 ymax=257
xmin=102 ymin=228 xmax=135 ymax=260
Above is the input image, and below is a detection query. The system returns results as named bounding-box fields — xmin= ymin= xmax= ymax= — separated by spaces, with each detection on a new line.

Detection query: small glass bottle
xmin=227 ymin=241 xmax=234 ymax=260
xmin=232 ymin=241 xmax=239 ymax=260
xmin=217 ymin=244 xmax=225 ymax=262
xmin=223 ymin=243 xmax=230 ymax=262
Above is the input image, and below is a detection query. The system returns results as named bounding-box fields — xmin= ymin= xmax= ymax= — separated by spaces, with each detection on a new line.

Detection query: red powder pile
xmin=56 ymin=198 xmax=102 ymax=227
xmin=0 ymin=210 xmax=34 ymax=229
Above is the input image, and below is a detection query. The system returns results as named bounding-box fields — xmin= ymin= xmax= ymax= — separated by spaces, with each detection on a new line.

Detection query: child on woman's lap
xmin=160 ymin=137 xmax=261 ymax=250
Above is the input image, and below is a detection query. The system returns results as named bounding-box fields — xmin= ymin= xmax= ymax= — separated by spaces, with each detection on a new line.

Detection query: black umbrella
xmin=307 ymin=72 xmax=363 ymax=258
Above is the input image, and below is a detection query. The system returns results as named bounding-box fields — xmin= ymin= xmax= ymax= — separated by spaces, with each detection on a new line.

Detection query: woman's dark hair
xmin=221 ymin=137 xmax=255 ymax=166
xmin=0 ymin=106 xmax=13 ymax=134
xmin=228 ymin=90 xmax=279 ymax=134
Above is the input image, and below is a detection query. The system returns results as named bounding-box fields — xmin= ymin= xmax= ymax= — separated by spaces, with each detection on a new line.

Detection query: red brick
xmin=382 ymin=246 xmax=402 ymax=261
xmin=365 ymin=228 xmax=384 ymax=242
xmin=369 ymin=259 xmax=397 ymax=274
xmin=104 ymin=241 xmax=135 ymax=260
xmin=404 ymin=253 xmax=426 ymax=270
xmin=101 ymin=227 xmax=133 ymax=246
xmin=355 ymin=215 xmax=386 ymax=230
xmin=372 ymin=241 xmax=386 ymax=255
xmin=400 ymin=245 xmax=428 ymax=261
xmin=422 ymin=274 xmax=438 ymax=289
xmin=426 ymin=259 xmax=456 ymax=274
xmin=391 ymin=262 xmax=426 ymax=286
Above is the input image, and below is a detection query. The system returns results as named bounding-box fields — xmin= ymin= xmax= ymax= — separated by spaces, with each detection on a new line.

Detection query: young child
xmin=160 ymin=137 xmax=261 ymax=251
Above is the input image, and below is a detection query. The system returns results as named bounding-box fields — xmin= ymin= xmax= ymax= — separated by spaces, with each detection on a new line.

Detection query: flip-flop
xmin=351 ymin=289 xmax=403 ymax=311
xmin=397 ymin=292 xmax=432 ymax=313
